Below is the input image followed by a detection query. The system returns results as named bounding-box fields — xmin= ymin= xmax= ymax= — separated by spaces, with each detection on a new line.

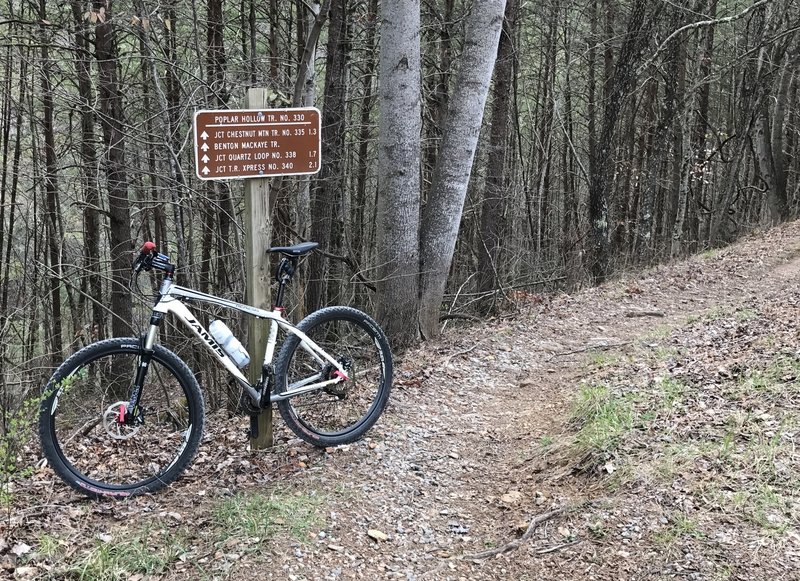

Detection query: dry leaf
xmin=11 ymin=543 xmax=31 ymax=557
xmin=367 ymin=529 xmax=388 ymax=542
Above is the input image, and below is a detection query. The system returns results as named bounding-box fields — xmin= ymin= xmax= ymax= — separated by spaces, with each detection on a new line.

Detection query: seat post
xmin=268 ymin=242 xmax=318 ymax=309
xmin=273 ymin=257 xmax=296 ymax=309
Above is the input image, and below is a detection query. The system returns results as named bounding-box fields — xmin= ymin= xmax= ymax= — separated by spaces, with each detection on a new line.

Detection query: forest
xmin=0 ymin=0 xmax=798 ymax=417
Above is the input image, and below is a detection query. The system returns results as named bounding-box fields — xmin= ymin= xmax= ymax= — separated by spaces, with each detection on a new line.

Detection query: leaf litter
xmin=3 ymin=222 xmax=800 ymax=579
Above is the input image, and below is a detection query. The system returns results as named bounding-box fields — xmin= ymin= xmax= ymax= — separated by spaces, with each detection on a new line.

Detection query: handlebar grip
xmin=133 ymin=242 xmax=157 ymax=273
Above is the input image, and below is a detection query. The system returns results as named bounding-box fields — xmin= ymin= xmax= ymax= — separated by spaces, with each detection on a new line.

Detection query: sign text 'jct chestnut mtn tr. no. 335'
xmin=193 ymin=107 xmax=321 ymax=180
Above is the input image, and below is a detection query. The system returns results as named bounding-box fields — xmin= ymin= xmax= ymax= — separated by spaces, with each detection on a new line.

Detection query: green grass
xmin=653 ymin=443 xmax=702 ymax=481
xmin=63 ymin=527 xmax=187 ymax=580
xmin=699 ymin=248 xmax=720 ymax=260
xmin=730 ymin=356 xmax=800 ymax=401
xmin=643 ymin=325 xmax=673 ymax=341
xmin=705 ymin=305 xmax=731 ymax=321
xmin=657 ymin=377 xmax=687 ymax=409
xmin=213 ymin=491 xmax=324 ymax=544
xmin=715 ymin=482 xmax=794 ymax=534
xmin=569 ymin=384 xmax=634 ymax=459
xmin=37 ymin=533 xmax=63 ymax=560
xmin=734 ymin=307 xmax=758 ymax=322
xmin=586 ymin=350 xmax=622 ymax=368
xmin=587 ymin=521 xmax=607 ymax=539
xmin=653 ymin=512 xmax=704 ymax=546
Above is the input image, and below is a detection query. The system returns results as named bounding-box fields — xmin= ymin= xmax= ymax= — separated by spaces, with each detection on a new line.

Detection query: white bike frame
xmin=143 ymin=277 xmax=349 ymax=404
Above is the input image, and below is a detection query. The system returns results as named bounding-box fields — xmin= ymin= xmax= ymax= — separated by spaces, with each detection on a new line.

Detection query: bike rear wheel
xmin=274 ymin=306 xmax=393 ymax=447
xmin=39 ymin=338 xmax=204 ymax=498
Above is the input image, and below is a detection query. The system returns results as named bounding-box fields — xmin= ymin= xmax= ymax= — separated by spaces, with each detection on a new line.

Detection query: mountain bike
xmin=39 ymin=241 xmax=393 ymax=498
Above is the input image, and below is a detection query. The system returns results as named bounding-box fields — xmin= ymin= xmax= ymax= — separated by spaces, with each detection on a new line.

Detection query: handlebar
xmin=132 ymin=242 xmax=174 ymax=275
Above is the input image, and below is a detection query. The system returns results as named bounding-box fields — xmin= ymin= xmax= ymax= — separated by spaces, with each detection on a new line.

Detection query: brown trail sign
xmin=194 ymin=107 xmax=321 ymax=180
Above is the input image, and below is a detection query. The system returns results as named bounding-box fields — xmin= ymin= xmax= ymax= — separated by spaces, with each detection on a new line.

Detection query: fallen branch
xmin=464 ymin=499 xmax=602 ymax=560
xmin=442 ymin=339 xmax=487 ymax=367
xmin=548 ymin=341 xmax=631 ymax=360
xmin=464 ymin=507 xmax=565 ymax=560
xmin=624 ymin=309 xmax=665 ymax=318
xmin=439 ymin=313 xmax=482 ymax=323
xmin=536 ymin=539 xmax=582 ymax=554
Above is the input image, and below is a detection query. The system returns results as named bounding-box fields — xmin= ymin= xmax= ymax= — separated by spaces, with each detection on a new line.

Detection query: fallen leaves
xmin=500 ymin=491 xmax=523 ymax=505
xmin=10 ymin=543 xmax=31 ymax=557
xmin=367 ymin=529 xmax=388 ymax=542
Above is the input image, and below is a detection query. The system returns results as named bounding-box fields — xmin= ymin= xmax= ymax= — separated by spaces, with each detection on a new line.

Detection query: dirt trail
xmin=6 ymin=222 xmax=800 ymax=580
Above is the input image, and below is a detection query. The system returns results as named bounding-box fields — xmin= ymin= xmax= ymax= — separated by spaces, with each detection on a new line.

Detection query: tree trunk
xmin=376 ymin=0 xmax=422 ymax=347
xmin=421 ymin=0 xmax=455 ymax=198
xmin=71 ymin=1 xmax=104 ymax=340
xmin=38 ymin=6 xmax=63 ymax=366
xmin=587 ymin=0 xmax=660 ymax=283
xmin=477 ymin=0 xmax=517 ymax=312
xmin=94 ymin=0 xmax=133 ymax=337
xmin=679 ymin=0 xmax=717 ymax=254
xmin=353 ymin=0 xmax=378 ymax=274
xmin=307 ymin=0 xmax=348 ymax=312
xmin=418 ymin=0 xmax=506 ymax=340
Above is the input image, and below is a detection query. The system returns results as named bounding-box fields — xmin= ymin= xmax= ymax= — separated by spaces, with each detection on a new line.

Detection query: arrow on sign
xmin=202 ymin=167 xmax=210 ymax=175
xmin=201 ymin=143 xmax=209 ymax=151
xmin=202 ymin=155 xmax=210 ymax=163
xmin=201 ymin=131 xmax=209 ymax=140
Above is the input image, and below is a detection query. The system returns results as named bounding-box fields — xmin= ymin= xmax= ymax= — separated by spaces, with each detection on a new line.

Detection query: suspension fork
xmin=124 ymin=312 xmax=163 ymax=422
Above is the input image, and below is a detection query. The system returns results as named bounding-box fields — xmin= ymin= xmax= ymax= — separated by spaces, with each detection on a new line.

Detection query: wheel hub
xmin=324 ymin=357 xmax=352 ymax=398
xmin=102 ymin=401 xmax=141 ymax=440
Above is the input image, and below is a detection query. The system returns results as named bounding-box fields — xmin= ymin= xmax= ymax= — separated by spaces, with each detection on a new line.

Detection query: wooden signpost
xmin=194 ymin=93 xmax=321 ymax=449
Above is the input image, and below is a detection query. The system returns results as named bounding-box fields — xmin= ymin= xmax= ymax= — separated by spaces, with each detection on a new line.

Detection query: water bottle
xmin=208 ymin=320 xmax=251 ymax=368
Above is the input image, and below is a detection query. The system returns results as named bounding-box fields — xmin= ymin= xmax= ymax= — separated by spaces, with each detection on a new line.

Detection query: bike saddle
xmin=268 ymin=241 xmax=319 ymax=256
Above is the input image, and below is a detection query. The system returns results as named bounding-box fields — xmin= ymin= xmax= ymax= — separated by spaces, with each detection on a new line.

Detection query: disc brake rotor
xmin=102 ymin=401 xmax=141 ymax=440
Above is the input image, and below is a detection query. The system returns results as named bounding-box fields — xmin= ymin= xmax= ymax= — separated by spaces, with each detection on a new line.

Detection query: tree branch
xmin=640 ymin=0 xmax=771 ymax=74
xmin=292 ymin=0 xmax=332 ymax=106
xmin=465 ymin=507 xmax=565 ymax=560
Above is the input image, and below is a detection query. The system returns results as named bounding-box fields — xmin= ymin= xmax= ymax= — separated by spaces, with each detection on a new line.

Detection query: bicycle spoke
xmin=276 ymin=307 xmax=392 ymax=446
xmin=41 ymin=340 xmax=203 ymax=495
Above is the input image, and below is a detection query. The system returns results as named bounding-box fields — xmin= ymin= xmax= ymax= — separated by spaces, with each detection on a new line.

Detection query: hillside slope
xmin=4 ymin=221 xmax=800 ymax=580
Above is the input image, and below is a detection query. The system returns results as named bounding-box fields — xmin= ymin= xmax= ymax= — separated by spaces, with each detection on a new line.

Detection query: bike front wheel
xmin=39 ymin=338 xmax=204 ymax=498
xmin=274 ymin=306 xmax=393 ymax=447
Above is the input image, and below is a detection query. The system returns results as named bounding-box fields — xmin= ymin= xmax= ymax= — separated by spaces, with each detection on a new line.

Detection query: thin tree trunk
xmin=477 ymin=0 xmax=517 ymax=312
xmin=587 ymin=0 xmax=660 ymax=282
xmin=38 ymin=4 xmax=63 ymax=366
xmin=94 ymin=0 xmax=133 ymax=337
xmin=307 ymin=0 xmax=348 ymax=312
xmin=353 ymin=0 xmax=378 ymax=273
xmin=71 ymin=1 xmax=104 ymax=340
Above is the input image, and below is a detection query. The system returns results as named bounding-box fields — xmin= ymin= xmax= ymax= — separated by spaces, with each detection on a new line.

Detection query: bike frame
xmin=140 ymin=276 xmax=349 ymax=407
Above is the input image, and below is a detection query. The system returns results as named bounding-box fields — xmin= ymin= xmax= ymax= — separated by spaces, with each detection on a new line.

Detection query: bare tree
xmin=376 ymin=0 xmax=423 ymax=347
xmin=418 ymin=0 xmax=507 ymax=340
xmin=93 ymin=0 xmax=133 ymax=337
